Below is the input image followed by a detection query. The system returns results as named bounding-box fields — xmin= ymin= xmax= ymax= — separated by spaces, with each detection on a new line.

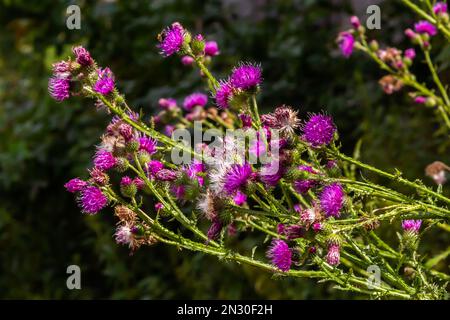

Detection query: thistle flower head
xmin=114 ymin=224 xmax=134 ymax=246
xmin=326 ymin=244 xmax=340 ymax=266
xmin=215 ymin=81 xmax=234 ymax=109
xmin=294 ymin=179 xmax=316 ymax=194
xmin=207 ymin=217 xmax=223 ymax=241
xmin=94 ymin=67 xmax=115 ymax=96
xmin=155 ymin=169 xmax=179 ymax=181
xmin=223 ymin=163 xmax=254 ymax=195
xmin=261 ymin=106 xmax=301 ymax=136
xmin=337 ymin=32 xmax=354 ymax=58
xmin=146 ymin=159 xmax=164 ymax=177
xmin=433 ymin=2 xmax=448 ymax=14
xmin=89 ymin=167 xmax=109 ymax=186
xmin=350 ymin=16 xmax=361 ymax=29
xmin=267 ymin=239 xmax=292 ymax=272
xmin=402 ymin=220 xmax=422 ymax=233
xmin=183 ymin=92 xmax=208 ymax=111
xmin=259 ymin=160 xmax=284 ymax=187
xmin=404 ymin=48 xmax=416 ymax=60
xmin=239 ymin=114 xmax=252 ymax=128
xmin=414 ymin=20 xmax=437 ymax=36
xmin=233 ymin=190 xmax=247 ymax=206
xmin=181 ymin=55 xmax=194 ymax=65
xmin=205 ymin=40 xmax=220 ymax=56
xmin=72 ymin=46 xmax=93 ymax=66
xmin=138 ymin=136 xmax=157 ymax=155
xmin=158 ymin=97 xmax=178 ymax=109
xmin=64 ymin=178 xmax=88 ymax=193
xmin=425 ymin=161 xmax=450 ymax=185
xmin=48 ymin=76 xmax=70 ymax=101
xmin=230 ymin=63 xmax=262 ymax=90
xmin=52 ymin=61 xmax=71 ymax=77
xmin=93 ymin=149 xmax=116 ymax=171
xmin=78 ymin=186 xmax=108 ymax=214
xmin=302 ymin=113 xmax=336 ymax=147
xmin=320 ymin=183 xmax=345 ymax=218
xmin=158 ymin=22 xmax=185 ymax=57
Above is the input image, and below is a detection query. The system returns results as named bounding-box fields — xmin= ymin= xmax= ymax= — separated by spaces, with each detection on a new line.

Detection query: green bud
xmin=425 ymin=97 xmax=437 ymax=107
xmin=191 ymin=34 xmax=205 ymax=56
xmin=369 ymin=40 xmax=379 ymax=51
xmin=137 ymin=150 xmax=151 ymax=166
xmin=125 ymin=140 xmax=140 ymax=153
xmin=120 ymin=182 xmax=137 ymax=198
xmin=114 ymin=157 xmax=129 ymax=173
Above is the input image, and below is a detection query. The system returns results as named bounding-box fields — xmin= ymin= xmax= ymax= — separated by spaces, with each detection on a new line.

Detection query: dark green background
xmin=1 ymin=0 xmax=448 ymax=299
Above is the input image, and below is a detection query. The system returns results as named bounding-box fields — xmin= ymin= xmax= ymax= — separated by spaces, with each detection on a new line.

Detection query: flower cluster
xmin=51 ymin=18 xmax=450 ymax=299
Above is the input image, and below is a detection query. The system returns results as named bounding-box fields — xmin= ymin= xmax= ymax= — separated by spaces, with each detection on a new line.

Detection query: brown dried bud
xmin=425 ymin=161 xmax=450 ymax=185
xmin=114 ymin=205 xmax=137 ymax=224
xmin=378 ymin=75 xmax=403 ymax=94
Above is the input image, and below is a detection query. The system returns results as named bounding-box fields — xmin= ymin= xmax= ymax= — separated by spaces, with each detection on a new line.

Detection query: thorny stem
xmin=326 ymin=146 xmax=450 ymax=207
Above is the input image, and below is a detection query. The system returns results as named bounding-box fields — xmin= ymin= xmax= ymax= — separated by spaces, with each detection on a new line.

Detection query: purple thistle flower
xmin=64 ymin=178 xmax=88 ymax=193
xmin=215 ymin=81 xmax=234 ymax=109
xmin=207 ymin=217 xmax=223 ymax=241
xmin=133 ymin=177 xmax=145 ymax=189
xmin=52 ymin=61 xmax=71 ymax=76
xmin=223 ymin=163 xmax=254 ymax=195
xmin=155 ymin=202 xmax=164 ymax=211
xmin=205 ymin=41 xmax=220 ymax=56
xmin=239 ymin=114 xmax=252 ymax=128
xmin=138 ymin=136 xmax=157 ymax=155
xmin=294 ymin=179 xmax=316 ymax=194
xmin=158 ymin=22 xmax=185 ymax=57
xmin=350 ymin=16 xmax=361 ymax=29
xmin=326 ymin=244 xmax=340 ymax=266
xmin=171 ymin=184 xmax=185 ymax=199
xmin=119 ymin=123 xmax=134 ymax=141
xmin=93 ymin=150 xmax=116 ymax=171
xmin=120 ymin=176 xmax=133 ymax=186
xmin=312 ymin=222 xmax=322 ymax=232
xmin=78 ymin=186 xmax=108 ymax=214
xmin=404 ymin=48 xmax=416 ymax=60
xmin=320 ymin=183 xmax=345 ymax=218
xmin=48 ymin=76 xmax=70 ymax=101
xmin=284 ymin=225 xmax=305 ymax=240
xmin=114 ymin=224 xmax=133 ymax=245
xmin=233 ymin=191 xmax=247 ymax=206
xmin=155 ymin=169 xmax=179 ymax=181
xmin=230 ymin=63 xmax=262 ymax=90
xmin=414 ymin=21 xmax=437 ymax=36
xmin=94 ymin=68 xmax=115 ymax=95
xmin=146 ymin=160 xmax=164 ymax=177
xmin=267 ymin=239 xmax=292 ymax=272
xmin=158 ymin=97 xmax=178 ymax=110
xmin=337 ymin=32 xmax=355 ymax=58
xmin=181 ymin=55 xmax=194 ymax=65
xmin=164 ymin=124 xmax=176 ymax=137
xmin=72 ymin=46 xmax=93 ymax=66
xmin=302 ymin=113 xmax=337 ymax=147
xmin=414 ymin=96 xmax=427 ymax=104
xmin=402 ymin=220 xmax=422 ymax=233
xmin=259 ymin=160 xmax=284 ymax=187
xmin=183 ymin=92 xmax=208 ymax=111
xmin=433 ymin=2 xmax=448 ymax=14
xmin=404 ymin=28 xmax=418 ymax=39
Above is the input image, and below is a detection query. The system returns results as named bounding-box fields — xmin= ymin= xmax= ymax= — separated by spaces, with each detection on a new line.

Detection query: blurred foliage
xmin=0 ymin=0 xmax=448 ymax=299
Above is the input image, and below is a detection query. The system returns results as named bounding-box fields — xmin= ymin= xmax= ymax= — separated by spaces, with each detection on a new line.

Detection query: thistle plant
xmin=51 ymin=13 xmax=449 ymax=299
xmin=338 ymin=1 xmax=450 ymax=132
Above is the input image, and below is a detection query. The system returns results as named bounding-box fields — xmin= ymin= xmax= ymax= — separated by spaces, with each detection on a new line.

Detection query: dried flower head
xmin=425 ymin=161 xmax=450 ymax=185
